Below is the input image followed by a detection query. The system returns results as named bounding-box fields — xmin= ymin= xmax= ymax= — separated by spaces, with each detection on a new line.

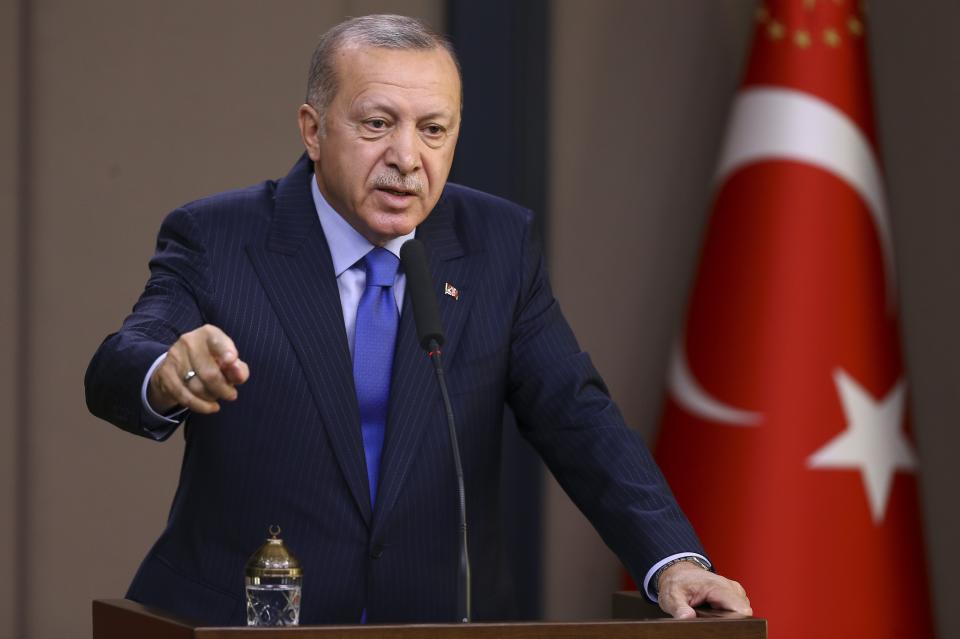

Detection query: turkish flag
xmin=654 ymin=2 xmax=936 ymax=637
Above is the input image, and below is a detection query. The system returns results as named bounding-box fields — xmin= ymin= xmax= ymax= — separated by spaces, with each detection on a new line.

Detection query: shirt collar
xmin=310 ymin=174 xmax=414 ymax=276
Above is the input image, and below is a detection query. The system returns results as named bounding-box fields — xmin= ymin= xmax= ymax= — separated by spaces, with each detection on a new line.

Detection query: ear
xmin=298 ymin=104 xmax=323 ymax=162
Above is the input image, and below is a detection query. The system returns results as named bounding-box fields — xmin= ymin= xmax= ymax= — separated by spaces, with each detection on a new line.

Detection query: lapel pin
xmin=444 ymin=282 xmax=460 ymax=300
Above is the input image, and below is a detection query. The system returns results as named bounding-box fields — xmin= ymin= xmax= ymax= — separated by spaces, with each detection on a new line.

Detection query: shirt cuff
xmin=141 ymin=352 xmax=188 ymax=435
xmin=642 ymin=552 xmax=712 ymax=602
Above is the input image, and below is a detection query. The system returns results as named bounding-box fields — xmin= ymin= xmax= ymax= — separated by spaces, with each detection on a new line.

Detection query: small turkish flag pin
xmin=444 ymin=282 xmax=460 ymax=300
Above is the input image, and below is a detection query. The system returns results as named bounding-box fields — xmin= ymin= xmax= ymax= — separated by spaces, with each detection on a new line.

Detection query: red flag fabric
xmin=654 ymin=2 xmax=936 ymax=637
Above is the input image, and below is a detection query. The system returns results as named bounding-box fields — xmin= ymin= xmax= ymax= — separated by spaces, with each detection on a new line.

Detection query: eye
xmin=364 ymin=118 xmax=389 ymax=131
xmin=422 ymin=124 xmax=446 ymax=138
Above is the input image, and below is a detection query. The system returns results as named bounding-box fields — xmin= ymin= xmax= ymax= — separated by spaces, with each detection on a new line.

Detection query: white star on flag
xmin=807 ymin=369 xmax=917 ymax=524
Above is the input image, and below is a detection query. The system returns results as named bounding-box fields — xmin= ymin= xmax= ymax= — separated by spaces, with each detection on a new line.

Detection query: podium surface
xmin=93 ymin=597 xmax=766 ymax=639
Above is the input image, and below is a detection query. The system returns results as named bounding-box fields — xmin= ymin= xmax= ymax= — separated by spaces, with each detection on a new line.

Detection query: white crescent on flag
xmin=668 ymin=87 xmax=894 ymax=426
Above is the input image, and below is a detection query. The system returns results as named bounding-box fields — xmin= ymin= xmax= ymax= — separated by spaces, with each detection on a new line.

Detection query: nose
xmin=384 ymin=125 xmax=421 ymax=175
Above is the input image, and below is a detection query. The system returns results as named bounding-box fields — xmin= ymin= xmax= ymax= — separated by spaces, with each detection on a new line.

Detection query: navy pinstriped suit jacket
xmin=85 ymin=154 xmax=705 ymax=625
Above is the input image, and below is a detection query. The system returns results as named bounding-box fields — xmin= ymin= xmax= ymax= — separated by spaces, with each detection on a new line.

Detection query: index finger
xmin=202 ymin=325 xmax=239 ymax=365
xmin=702 ymin=585 xmax=752 ymax=616
xmin=658 ymin=591 xmax=696 ymax=620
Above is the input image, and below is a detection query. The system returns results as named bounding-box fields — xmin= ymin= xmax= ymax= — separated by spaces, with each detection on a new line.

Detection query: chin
xmin=371 ymin=213 xmax=423 ymax=238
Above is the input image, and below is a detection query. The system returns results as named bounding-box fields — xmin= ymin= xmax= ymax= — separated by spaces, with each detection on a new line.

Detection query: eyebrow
xmin=418 ymin=110 xmax=456 ymax=122
xmin=352 ymin=99 xmax=456 ymax=122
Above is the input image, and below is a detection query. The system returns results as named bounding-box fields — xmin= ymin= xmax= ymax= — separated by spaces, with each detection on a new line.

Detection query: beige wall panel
xmin=1 ymin=1 xmax=20 ymax=637
xmin=870 ymin=3 xmax=960 ymax=637
xmin=545 ymin=1 xmax=959 ymax=636
xmin=544 ymin=0 xmax=753 ymax=620
xmin=25 ymin=2 xmax=441 ymax=638
xmin=350 ymin=0 xmax=442 ymax=29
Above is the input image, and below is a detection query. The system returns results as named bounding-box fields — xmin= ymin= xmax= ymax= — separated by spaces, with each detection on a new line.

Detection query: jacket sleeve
xmin=505 ymin=216 xmax=707 ymax=590
xmin=85 ymin=207 xmax=209 ymax=439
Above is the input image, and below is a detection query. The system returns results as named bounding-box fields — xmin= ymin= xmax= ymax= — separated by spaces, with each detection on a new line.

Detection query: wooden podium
xmin=92 ymin=593 xmax=766 ymax=638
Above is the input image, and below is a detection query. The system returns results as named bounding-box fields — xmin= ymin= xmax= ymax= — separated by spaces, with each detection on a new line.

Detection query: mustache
xmin=373 ymin=172 xmax=423 ymax=194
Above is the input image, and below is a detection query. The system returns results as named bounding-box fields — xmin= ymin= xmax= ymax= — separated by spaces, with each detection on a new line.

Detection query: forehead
xmin=332 ymin=45 xmax=462 ymax=112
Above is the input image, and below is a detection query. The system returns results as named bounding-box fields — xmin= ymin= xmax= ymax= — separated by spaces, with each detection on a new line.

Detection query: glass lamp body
xmin=244 ymin=528 xmax=303 ymax=626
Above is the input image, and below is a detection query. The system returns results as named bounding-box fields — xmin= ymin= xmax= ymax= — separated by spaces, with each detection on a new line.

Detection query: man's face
xmin=300 ymin=45 xmax=461 ymax=246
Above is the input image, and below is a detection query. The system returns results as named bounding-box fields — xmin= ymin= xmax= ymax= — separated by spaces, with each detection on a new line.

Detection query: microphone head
xmin=400 ymin=239 xmax=445 ymax=352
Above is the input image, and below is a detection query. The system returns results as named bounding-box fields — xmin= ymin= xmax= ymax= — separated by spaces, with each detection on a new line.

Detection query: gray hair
xmin=305 ymin=14 xmax=461 ymax=127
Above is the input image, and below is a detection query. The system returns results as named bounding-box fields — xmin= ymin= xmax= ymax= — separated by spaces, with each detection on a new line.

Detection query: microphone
xmin=400 ymin=239 xmax=471 ymax=623
xmin=400 ymin=239 xmax=445 ymax=352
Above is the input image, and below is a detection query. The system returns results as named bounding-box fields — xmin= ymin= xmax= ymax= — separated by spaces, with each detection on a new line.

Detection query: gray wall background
xmin=2 ymin=1 xmax=956 ymax=638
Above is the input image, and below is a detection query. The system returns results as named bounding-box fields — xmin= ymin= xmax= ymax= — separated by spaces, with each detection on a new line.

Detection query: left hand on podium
xmin=657 ymin=562 xmax=752 ymax=619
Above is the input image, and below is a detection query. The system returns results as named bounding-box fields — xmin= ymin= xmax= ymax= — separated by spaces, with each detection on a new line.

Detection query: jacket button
xmin=370 ymin=544 xmax=384 ymax=559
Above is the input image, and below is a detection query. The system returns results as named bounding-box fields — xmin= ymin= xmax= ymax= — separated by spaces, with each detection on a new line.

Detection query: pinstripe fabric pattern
xmin=85 ymin=154 xmax=705 ymax=626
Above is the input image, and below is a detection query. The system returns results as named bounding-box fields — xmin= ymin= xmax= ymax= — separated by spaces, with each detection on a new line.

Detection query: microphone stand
xmin=428 ymin=339 xmax=471 ymax=623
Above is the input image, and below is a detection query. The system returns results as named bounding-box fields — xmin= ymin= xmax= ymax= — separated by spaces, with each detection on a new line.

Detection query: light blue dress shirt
xmin=311 ymin=176 xmax=412 ymax=356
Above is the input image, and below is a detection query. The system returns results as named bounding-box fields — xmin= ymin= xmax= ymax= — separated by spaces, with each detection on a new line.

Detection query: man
xmin=85 ymin=14 xmax=750 ymax=625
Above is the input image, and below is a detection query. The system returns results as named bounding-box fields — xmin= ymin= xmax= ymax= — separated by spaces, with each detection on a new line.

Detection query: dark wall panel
xmin=446 ymin=0 xmax=550 ymax=620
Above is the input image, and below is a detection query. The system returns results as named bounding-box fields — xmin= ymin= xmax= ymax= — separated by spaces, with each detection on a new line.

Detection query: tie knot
xmin=363 ymin=247 xmax=399 ymax=287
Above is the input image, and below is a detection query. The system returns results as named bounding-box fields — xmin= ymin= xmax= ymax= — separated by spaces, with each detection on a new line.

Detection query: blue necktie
xmin=353 ymin=248 xmax=400 ymax=506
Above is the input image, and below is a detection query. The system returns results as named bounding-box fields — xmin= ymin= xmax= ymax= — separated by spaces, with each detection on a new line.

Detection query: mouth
xmin=374 ymin=186 xmax=419 ymax=210
xmin=377 ymin=187 xmax=414 ymax=197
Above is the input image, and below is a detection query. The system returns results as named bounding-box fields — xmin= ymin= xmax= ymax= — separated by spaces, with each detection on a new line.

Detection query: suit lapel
xmin=246 ymin=155 xmax=372 ymax=526
xmin=374 ymin=194 xmax=480 ymax=533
